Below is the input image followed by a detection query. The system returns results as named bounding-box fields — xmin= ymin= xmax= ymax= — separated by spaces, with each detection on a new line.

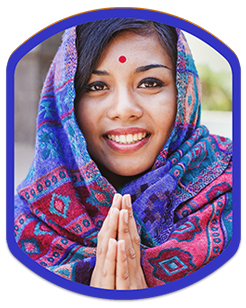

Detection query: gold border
xmin=7 ymin=7 xmax=240 ymax=64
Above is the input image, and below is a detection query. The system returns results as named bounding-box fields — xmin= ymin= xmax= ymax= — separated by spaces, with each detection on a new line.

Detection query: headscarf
xmin=14 ymin=25 xmax=232 ymax=287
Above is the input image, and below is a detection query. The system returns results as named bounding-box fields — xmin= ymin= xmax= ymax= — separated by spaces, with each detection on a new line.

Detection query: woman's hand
xmin=116 ymin=195 xmax=148 ymax=289
xmin=90 ymin=194 xmax=121 ymax=289
xmin=90 ymin=193 xmax=148 ymax=289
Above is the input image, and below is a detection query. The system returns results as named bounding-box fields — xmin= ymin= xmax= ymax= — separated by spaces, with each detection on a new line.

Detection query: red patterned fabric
xmin=14 ymin=23 xmax=232 ymax=287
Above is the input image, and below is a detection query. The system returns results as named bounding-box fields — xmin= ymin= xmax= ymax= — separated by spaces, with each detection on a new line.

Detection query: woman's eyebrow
xmin=92 ymin=69 xmax=109 ymax=76
xmin=91 ymin=64 xmax=170 ymax=76
xmin=135 ymin=64 xmax=171 ymax=73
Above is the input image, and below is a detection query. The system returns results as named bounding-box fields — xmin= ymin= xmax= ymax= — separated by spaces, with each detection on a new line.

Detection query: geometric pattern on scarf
xmin=14 ymin=23 xmax=232 ymax=287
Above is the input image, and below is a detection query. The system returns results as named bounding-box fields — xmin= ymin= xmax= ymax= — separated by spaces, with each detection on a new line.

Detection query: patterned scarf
xmin=14 ymin=25 xmax=232 ymax=287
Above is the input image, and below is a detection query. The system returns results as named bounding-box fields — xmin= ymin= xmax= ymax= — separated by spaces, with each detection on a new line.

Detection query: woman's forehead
xmin=96 ymin=31 xmax=173 ymax=70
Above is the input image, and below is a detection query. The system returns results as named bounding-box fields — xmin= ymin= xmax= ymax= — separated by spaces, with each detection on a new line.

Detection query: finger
xmin=100 ymin=193 xmax=122 ymax=233
xmin=122 ymin=195 xmax=141 ymax=261
xmin=118 ymin=209 xmax=139 ymax=287
xmin=92 ymin=194 xmax=122 ymax=287
xmin=102 ymin=193 xmax=122 ymax=238
xmin=111 ymin=193 xmax=123 ymax=210
xmin=101 ymin=238 xmax=117 ymax=289
xmin=96 ymin=207 xmax=119 ymax=269
xmin=98 ymin=193 xmax=122 ymax=237
xmin=98 ymin=194 xmax=122 ymax=242
xmin=116 ymin=240 xmax=130 ymax=290
xmin=118 ymin=209 xmax=136 ymax=260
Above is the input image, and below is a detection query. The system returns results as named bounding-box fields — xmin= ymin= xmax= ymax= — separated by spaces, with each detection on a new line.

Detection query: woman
xmin=14 ymin=18 xmax=232 ymax=290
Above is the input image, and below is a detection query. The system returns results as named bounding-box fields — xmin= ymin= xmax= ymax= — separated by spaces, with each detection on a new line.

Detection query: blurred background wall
xmin=15 ymin=31 xmax=64 ymax=189
xmin=14 ymin=30 xmax=232 ymax=190
xmin=14 ymin=31 xmax=64 ymax=145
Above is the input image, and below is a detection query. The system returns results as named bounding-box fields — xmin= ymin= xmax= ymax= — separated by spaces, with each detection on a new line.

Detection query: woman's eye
xmin=85 ymin=82 xmax=108 ymax=92
xmin=138 ymin=78 xmax=163 ymax=88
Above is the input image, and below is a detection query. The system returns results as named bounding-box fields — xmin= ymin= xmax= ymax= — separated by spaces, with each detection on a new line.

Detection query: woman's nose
xmin=107 ymin=88 xmax=143 ymax=121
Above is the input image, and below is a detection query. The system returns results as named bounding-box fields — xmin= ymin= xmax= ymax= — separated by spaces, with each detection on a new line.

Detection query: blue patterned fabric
xmin=14 ymin=24 xmax=232 ymax=287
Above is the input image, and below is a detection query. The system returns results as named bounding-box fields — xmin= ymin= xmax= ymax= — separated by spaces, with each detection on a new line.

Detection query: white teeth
xmin=126 ymin=134 xmax=133 ymax=143
xmin=107 ymin=132 xmax=148 ymax=144
xmin=120 ymin=135 xmax=126 ymax=143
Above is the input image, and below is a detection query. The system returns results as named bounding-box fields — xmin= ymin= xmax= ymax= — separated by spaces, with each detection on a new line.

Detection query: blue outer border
xmin=6 ymin=8 xmax=241 ymax=300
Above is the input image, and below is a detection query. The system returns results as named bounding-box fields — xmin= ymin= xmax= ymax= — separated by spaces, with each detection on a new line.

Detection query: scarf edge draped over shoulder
xmin=14 ymin=25 xmax=232 ymax=287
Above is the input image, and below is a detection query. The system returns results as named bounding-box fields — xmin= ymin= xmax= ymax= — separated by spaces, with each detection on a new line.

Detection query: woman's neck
xmin=97 ymin=164 xmax=151 ymax=191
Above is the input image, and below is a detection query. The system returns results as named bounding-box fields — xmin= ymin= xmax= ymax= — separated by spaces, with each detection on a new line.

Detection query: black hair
xmin=74 ymin=18 xmax=178 ymax=103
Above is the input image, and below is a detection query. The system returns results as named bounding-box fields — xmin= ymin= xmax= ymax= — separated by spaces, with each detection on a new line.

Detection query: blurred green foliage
xmin=197 ymin=64 xmax=232 ymax=111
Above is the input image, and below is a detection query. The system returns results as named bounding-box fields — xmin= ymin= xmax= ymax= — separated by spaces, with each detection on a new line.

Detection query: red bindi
xmin=118 ymin=55 xmax=127 ymax=63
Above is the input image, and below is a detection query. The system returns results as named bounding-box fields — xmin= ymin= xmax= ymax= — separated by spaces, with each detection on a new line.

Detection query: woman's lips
xmin=103 ymin=128 xmax=150 ymax=153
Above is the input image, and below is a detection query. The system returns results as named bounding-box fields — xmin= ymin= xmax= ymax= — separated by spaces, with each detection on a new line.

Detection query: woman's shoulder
xmin=207 ymin=133 xmax=232 ymax=156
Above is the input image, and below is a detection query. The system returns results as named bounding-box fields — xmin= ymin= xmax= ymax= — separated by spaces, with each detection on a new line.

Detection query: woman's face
xmin=76 ymin=31 xmax=177 ymax=187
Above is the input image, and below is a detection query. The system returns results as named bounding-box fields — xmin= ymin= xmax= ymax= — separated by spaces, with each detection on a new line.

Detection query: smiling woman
xmin=14 ymin=18 xmax=233 ymax=291
xmin=75 ymin=30 xmax=177 ymax=188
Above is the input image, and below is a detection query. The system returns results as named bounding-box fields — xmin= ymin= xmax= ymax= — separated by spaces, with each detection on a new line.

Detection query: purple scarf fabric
xmin=14 ymin=25 xmax=232 ymax=287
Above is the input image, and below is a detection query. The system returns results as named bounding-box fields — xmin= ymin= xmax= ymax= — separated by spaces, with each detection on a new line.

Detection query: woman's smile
xmin=103 ymin=127 xmax=151 ymax=153
xmin=76 ymin=30 xmax=177 ymax=187
xmin=15 ymin=17 xmax=233 ymax=291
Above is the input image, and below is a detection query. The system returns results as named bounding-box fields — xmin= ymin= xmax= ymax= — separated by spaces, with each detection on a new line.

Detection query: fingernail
xmin=125 ymin=194 xmax=131 ymax=208
xmin=123 ymin=209 xmax=128 ymax=224
xmin=112 ymin=193 xmax=121 ymax=205
xmin=119 ymin=240 xmax=125 ymax=251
